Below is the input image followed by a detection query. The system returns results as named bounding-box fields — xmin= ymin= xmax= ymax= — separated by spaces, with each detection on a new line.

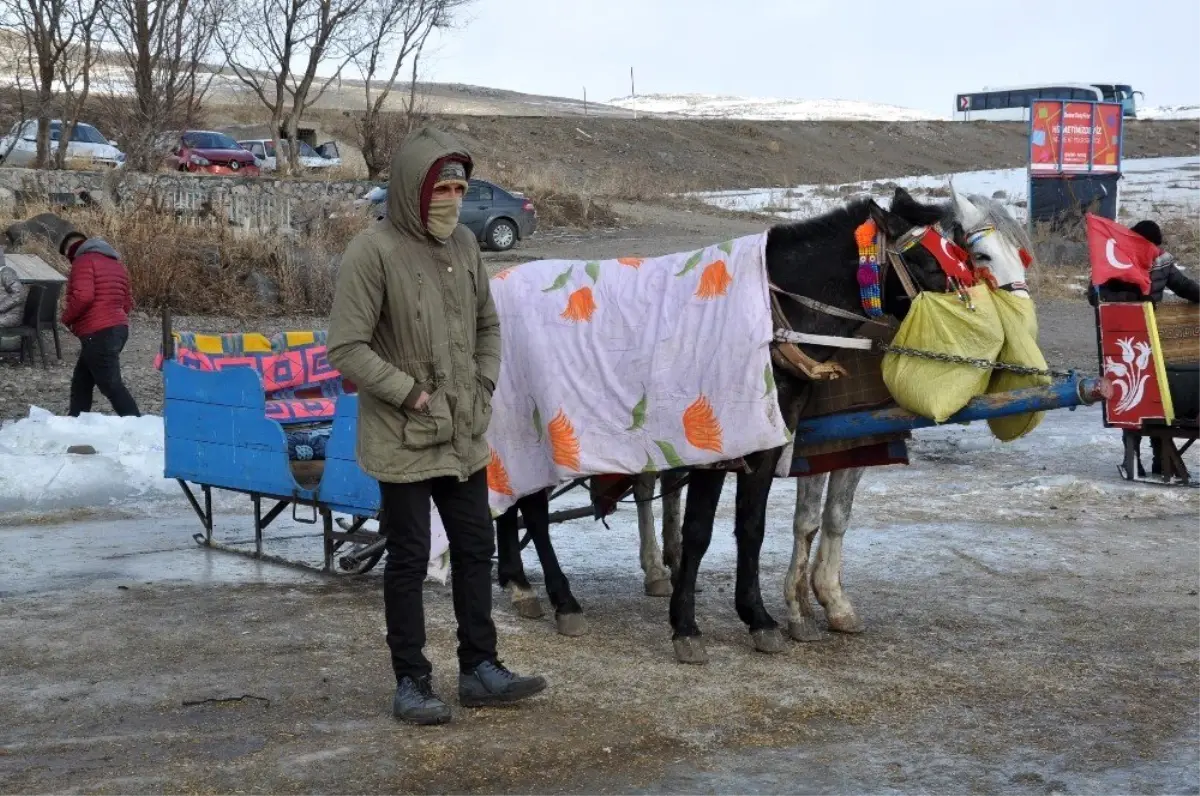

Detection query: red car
xmin=162 ymin=130 xmax=259 ymax=176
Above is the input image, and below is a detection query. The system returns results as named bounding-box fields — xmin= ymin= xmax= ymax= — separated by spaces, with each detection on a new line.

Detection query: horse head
xmin=948 ymin=185 xmax=1034 ymax=298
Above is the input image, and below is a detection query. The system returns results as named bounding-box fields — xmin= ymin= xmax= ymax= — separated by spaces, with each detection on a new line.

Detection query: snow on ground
xmin=693 ymin=155 xmax=1200 ymax=223
xmin=1138 ymin=105 xmax=1200 ymax=120
xmin=606 ymin=93 xmax=945 ymax=122
xmin=0 ymin=407 xmax=177 ymax=516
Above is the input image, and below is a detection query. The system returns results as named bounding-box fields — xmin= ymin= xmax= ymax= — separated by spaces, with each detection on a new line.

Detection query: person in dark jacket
xmin=1088 ymin=219 xmax=1199 ymax=476
xmin=9 ymin=213 xmax=141 ymax=417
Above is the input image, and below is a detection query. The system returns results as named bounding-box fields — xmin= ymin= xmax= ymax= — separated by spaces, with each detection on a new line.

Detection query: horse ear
xmin=949 ymin=181 xmax=980 ymax=226
xmin=869 ymin=200 xmax=908 ymax=240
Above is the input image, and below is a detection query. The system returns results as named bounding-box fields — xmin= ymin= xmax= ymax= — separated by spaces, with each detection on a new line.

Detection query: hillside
xmin=298 ymin=110 xmax=1200 ymax=194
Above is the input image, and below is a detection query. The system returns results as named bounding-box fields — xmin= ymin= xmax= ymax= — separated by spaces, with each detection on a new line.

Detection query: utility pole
xmin=583 ymin=86 xmax=588 ymax=116
xmin=631 ymin=67 xmax=637 ymax=120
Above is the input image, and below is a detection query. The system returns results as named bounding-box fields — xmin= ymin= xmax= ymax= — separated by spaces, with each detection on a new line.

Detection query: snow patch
xmin=0 ymin=407 xmax=176 ymax=515
xmin=1138 ymin=105 xmax=1200 ymax=121
xmin=692 ymin=155 xmax=1200 ymax=223
xmin=606 ymin=93 xmax=944 ymax=122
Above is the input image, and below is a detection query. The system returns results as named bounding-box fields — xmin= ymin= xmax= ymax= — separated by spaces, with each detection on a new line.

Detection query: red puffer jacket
xmin=61 ymin=238 xmax=133 ymax=337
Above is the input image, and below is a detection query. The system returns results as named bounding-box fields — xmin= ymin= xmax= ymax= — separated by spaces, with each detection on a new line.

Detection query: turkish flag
xmin=921 ymin=227 xmax=974 ymax=285
xmin=1086 ymin=213 xmax=1159 ymax=295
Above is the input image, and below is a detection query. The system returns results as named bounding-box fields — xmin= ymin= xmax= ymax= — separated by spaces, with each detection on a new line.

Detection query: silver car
xmin=0 ymin=120 xmax=125 ymax=168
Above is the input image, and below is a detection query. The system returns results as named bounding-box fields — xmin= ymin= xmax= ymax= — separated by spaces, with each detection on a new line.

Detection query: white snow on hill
xmin=606 ymin=93 xmax=946 ymax=122
xmin=1138 ymin=105 xmax=1200 ymax=120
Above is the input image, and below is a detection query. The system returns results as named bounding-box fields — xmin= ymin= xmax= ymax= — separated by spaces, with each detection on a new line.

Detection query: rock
xmin=67 ymin=445 xmax=97 ymax=455
xmin=453 ymin=122 xmax=471 ymax=133
xmin=243 ymin=271 xmax=280 ymax=306
xmin=992 ymin=190 xmax=1008 ymax=200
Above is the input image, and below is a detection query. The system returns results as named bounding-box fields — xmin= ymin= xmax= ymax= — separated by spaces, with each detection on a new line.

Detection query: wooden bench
xmin=1096 ymin=298 xmax=1199 ymax=485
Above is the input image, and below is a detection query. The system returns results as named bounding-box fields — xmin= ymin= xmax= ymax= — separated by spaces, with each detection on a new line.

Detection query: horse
xmin=783 ymin=185 xmax=1035 ymax=643
xmin=494 ymin=193 xmax=965 ymax=662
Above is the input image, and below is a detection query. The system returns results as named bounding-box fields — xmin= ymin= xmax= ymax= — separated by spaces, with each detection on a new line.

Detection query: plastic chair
xmin=8 ymin=284 xmax=47 ymax=368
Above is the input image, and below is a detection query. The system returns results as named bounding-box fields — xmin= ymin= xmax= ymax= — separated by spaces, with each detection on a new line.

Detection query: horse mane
xmin=965 ymin=193 xmax=1036 ymax=257
xmin=766 ymin=197 xmax=875 ymax=248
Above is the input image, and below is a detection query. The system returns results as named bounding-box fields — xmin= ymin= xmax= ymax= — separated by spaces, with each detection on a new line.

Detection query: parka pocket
xmin=401 ymin=387 xmax=453 ymax=450
xmin=471 ymin=379 xmax=493 ymax=438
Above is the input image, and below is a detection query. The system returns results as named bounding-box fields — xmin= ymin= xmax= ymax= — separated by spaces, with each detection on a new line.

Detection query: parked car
xmin=0 ymin=120 xmax=125 ymax=168
xmin=160 ymin=130 xmax=259 ymax=176
xmin=238 ymin=138 xmax=342 ymax=172
xmin=360 ymin=178 xmax=537 ymax=252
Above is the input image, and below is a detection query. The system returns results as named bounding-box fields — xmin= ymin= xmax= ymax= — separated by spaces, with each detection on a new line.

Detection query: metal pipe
xmin=792 ymin=374 xmax=1111 ymax=447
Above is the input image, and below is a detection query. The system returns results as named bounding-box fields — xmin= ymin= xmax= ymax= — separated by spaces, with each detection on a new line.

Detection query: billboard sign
xmin=1029 ymin=100 xmax=1123 ymax=174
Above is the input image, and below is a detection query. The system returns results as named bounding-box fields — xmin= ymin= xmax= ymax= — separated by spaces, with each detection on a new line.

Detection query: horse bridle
xmin=963 ymin=224 xmax=1032 ymax=293
xmin=767 ymin=221 xmax=964 ymax=381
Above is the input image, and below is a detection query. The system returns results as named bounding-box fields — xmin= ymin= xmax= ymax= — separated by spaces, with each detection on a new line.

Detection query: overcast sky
xmin=420 ymin=0 xmax=1200 ymax=113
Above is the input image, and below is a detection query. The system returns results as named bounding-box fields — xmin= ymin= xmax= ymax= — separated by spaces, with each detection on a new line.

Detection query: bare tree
xmin=353 ymin=0 xmax=470 ymax=178
xmin=216 ymin=0 xmax=370 ymax=176
xmin=102 ymin=0 xmax=223 ymax=171
xmin=51 ymin=0 xmax=104 ymax=168
xmin=0 ymin=0 xmax=105 ymax=168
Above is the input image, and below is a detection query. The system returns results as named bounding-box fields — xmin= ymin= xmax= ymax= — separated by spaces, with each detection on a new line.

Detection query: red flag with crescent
xmin=920 ymin=227 xmax=973 ymax=285
xmin=1086 ymin=213 xmax=1159 ymax=295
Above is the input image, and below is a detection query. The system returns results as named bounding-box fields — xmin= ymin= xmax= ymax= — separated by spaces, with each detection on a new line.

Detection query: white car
xmin=237 ymin=139 xmax=341 ymax=172
xmin=0 ymin=120 xmax=125 ymax=168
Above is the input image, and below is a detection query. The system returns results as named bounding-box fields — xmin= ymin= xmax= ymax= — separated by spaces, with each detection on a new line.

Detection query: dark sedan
xmin=363 ymin=178 xmax=537 ymax=252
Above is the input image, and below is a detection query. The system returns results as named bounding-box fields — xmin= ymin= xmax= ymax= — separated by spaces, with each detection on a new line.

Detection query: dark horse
xmin=494 ymin=190 xmax=963 ymax=662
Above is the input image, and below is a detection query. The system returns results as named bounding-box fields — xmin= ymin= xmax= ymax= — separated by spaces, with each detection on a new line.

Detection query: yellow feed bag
xmin=986 ymin=290 xmax=1051 ymax=441
xmin=882 ymin=283 xmax=1004 ymax=423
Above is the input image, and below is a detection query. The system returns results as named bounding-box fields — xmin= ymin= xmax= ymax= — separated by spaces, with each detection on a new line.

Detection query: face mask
xmin=426 ymin=197 xmax=462 ymax=241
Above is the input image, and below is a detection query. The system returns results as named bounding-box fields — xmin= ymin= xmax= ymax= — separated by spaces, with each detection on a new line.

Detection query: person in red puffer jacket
xmin=11 ymin=213 xmax=141 ymax=417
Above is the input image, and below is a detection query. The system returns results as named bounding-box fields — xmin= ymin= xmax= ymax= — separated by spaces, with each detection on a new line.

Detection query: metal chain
xmin=872 ymin=341 xmax=1074 ymax=379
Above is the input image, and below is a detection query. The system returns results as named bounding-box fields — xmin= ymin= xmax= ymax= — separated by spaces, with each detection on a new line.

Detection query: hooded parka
xmin=327 ymin=127 xmax=500 ymax=484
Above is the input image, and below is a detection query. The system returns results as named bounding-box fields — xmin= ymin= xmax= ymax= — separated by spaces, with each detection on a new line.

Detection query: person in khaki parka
xmin=328 ymin=126 xmax=546 ymax=725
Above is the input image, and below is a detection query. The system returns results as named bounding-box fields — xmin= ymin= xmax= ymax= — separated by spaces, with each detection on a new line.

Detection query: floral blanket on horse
xmin=484 ymin=233 xmax=791 ymax=515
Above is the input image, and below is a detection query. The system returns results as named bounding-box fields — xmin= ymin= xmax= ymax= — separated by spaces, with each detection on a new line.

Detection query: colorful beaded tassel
xmin=854 ymin=219 xmax=884 ymax=317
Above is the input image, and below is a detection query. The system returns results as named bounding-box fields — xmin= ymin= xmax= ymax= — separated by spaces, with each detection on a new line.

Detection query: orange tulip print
xmin=683 ymin=395 xmax=723 ymax=454
xmin=695 ymin=259 xmax=733 ymax=300
xmin=493 ymin=266 xmax=516 ymax=281
xmin=487 ymin=448 xmax=514 ymax=496
xmin=617 ymin=257 xmax=644 ymax=268
xmin=560 ymin=286 xmax=597 ymax=323
xmin=548 ymin=409 xmax=582 ymax=470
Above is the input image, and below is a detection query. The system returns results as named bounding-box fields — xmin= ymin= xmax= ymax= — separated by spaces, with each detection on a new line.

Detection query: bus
xmin=955 ymin=83 xmax=1143 ymax=121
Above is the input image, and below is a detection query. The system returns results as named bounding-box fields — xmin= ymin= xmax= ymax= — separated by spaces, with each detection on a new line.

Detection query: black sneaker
xmin=393 ymin=675 xmax=451 ymax=725
xmin=458 ymin=660 xmax=547 ymax=708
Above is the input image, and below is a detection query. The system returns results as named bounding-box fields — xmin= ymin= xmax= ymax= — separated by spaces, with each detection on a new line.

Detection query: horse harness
xmin=767 ymin=222 xmax=957 ymax=382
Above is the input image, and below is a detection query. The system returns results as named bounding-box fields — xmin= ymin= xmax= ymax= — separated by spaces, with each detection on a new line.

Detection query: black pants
xmin=68 ymin=325 xmax=141 ymax=417
xmin=380 ymin=468 xmax=497 ymax=683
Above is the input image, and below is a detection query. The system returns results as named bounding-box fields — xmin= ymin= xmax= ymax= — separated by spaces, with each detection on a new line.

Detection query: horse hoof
xmin=673 ymin=636 xmax=708 ymax=665
xmin=751 ymin=627 xmax=785 ymax=654
xmin=828 ymin=612 xmax=865 ymax=634
xmin=788 ymin=618 xmax=824 ymax=643
xmin=514 ymin=598 xmax=545 ymax=619
xmin=644 ymin=579 xmax=672 ymax=597
xmin=556 ymin=612 xmax=588 ymax=637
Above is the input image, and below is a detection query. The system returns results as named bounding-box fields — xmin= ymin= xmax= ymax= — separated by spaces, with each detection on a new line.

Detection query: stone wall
xmin=0 ymin=166 xmax=379 ymax=233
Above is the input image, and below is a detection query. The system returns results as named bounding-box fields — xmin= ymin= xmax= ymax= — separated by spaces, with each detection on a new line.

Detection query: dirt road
xmin=1 ymin=404 xmax=1197 ymax=793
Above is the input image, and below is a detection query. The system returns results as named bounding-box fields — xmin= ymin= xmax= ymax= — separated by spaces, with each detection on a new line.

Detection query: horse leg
xmin=634 ymin=473 xmax=673 ymax=597
xmin=495 ymin=501 xmax=544 ymax=619
xmin=785 ymin=473 xmax=827 ymax=642
xmin=520 ymin=489 xmax=588 ymax=637
xmin=811 ymin=467 xmax=866 ymax=634
xmin=669 ymin=469 xmax=723 ymax=664
xmin=733 ymin=449 xmax=786 ymax=654
xmin=660 ymin=471 xmax=685 ymax=582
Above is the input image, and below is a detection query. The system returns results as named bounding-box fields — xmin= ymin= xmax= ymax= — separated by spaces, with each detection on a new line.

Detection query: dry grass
xmin=3 ymin=199 xmax=368 ymax=317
